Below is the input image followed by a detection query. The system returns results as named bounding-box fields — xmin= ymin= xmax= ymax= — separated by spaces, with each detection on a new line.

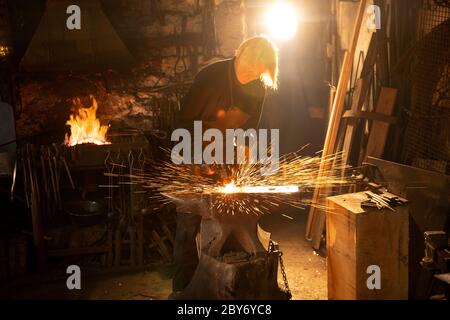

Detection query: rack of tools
xmin=16 ymin=129 xmax=176 ymax=270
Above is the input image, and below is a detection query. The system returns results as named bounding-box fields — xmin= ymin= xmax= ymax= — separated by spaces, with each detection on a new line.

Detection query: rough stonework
xmin=16 ymin=0 xmax=244 ymax=140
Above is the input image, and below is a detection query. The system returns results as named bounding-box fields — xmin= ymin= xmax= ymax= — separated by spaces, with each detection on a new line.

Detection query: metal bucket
xmin=64 ymin=200 xmax=106 ymax=226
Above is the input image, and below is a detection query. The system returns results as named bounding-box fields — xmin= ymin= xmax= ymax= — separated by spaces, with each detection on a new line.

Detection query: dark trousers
xmin=172 ymin=212 xmax=202 ymax=291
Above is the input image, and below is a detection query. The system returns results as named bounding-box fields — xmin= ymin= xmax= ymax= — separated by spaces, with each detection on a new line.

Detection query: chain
xmin=269 ymin=240 xmax=292 ymax=299
xmin=278 ymin=251 xmax=291 ymax=298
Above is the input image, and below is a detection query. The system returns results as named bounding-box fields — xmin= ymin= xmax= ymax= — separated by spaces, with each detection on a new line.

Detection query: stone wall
xmin=15 ymin=0 xmax=244 ymax=141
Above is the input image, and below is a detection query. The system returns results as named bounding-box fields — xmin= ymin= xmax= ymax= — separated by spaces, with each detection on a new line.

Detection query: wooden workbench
xmin=326 ymin=191 xmax=408 ymax=300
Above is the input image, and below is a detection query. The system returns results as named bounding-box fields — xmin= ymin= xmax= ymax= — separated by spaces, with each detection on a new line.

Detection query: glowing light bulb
xmin=265 ymin=2 xmax=299 ymax=41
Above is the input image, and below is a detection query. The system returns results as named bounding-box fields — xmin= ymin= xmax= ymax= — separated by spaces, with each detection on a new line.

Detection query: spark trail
xmin=108 ymin=147 xmax=352 ymax=216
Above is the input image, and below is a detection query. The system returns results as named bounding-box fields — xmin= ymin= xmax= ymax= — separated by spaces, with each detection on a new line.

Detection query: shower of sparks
xmin=106 ymin=147 xmax=352 ymax=216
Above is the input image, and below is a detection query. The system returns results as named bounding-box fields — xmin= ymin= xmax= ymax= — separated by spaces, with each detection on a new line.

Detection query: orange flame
xmin=64 ymin=96 xmax=111 ymax=146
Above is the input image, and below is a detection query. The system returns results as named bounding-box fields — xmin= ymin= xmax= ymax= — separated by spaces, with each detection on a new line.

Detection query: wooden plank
xmin=341 ymin=78 xmax=364 ymax=166
xmin=375 ymin=3 xmax=390 ymax=86
xmin=334 ymin=34 xmax=379 ymax=191
xmin=342 ymin=110 xmax=397 ymax=124
xmin=356 ymin=202 xmax=408 ymax=299
xmin=326 ymin=191 xmax=408 ymax=300
xmin=305 ymin=51 xmax=350 ymax=241
xmin=306 ymin=0 xmax=368 ymax=245
xmin=326 ymin=195 xmax=357 ymax=299
xmin=365 ymin=87 xmax=398 ymax=158
xmin=340 ymin=33 xmax=378 ymax=167
xmin=360 ymin=34 xmax=378 ymax=79
xmin=328 ymin=86 xmax=337 ymax=119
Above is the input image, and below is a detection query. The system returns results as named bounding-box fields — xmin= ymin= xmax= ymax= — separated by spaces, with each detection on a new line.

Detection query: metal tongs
xmin=362 ymin=190 xmax=408 ymax=211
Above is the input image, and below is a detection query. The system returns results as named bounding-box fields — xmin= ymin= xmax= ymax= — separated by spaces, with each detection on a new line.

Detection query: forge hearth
xmin=65 ymin=129 xmax=150 ymax=169
xmin=14 ymin=121 xmax=175 ymax=270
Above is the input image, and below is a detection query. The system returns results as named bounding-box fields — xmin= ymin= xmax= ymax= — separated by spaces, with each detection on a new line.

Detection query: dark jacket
xmin=176 ymin=58 xmax=266 ymax=133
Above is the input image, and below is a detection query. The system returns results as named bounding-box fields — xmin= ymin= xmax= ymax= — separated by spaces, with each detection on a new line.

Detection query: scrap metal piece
xmin=10 ymin=158 xmax=17 ymax=201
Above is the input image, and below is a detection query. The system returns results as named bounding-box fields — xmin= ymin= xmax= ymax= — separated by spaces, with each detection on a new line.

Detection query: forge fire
xmin=0 ymin=0 xmax=449 ymax=310
xmin=65 ymin=96 xmax=111 ymax=146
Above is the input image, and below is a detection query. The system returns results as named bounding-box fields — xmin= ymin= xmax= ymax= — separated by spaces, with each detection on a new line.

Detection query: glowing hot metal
xmin=213 ymin=181 xmax=299 ymax=194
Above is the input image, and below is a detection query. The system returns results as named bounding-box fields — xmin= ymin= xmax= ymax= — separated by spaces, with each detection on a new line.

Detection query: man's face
xmin=236 ymin=68 xmax=259 ymax=84
xmin=235 ymin=61 xmax=266 ymax=84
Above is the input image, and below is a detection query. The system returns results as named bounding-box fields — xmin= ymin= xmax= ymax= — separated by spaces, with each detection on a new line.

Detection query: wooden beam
xmin=306 ymin=0 xmax=368 ymax=246
xmin=339 ymin=34 xmax=378 ymax=168
xmin=365 ymin=87 xmax=398 ymax=158
xmin=342 ymin=110 xmax=397 ymax=124
xmin=305 ymin=52 xmax=351 ymax=241
xmin=341 ymin=78 xmax=365 ymax=166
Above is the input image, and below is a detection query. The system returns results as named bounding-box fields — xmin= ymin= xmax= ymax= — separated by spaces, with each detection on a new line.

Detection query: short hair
xmin=235 ymin=35 xmax=279 ymax=90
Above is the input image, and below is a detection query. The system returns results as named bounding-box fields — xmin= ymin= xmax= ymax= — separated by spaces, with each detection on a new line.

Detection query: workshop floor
xmin=259 ymin=207 xmax=328 ymax=300
xmin=0 ymin=208 xmax=327 ymax=300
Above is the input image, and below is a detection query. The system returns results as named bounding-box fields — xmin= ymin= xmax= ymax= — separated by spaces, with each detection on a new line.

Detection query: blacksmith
xmin=172 ymin=35 xmax=279 ymax=293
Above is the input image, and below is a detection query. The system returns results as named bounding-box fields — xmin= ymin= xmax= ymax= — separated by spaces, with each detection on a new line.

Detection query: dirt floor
xmin=0 ymin=208 xmax=327 ymax=300
xmin=260 ymin=208 xmax=328 ymax=300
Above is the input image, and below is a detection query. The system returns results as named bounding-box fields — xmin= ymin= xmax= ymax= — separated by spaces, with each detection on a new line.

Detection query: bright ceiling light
xmin=265 ymin=2 xmax=298 ymax=41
